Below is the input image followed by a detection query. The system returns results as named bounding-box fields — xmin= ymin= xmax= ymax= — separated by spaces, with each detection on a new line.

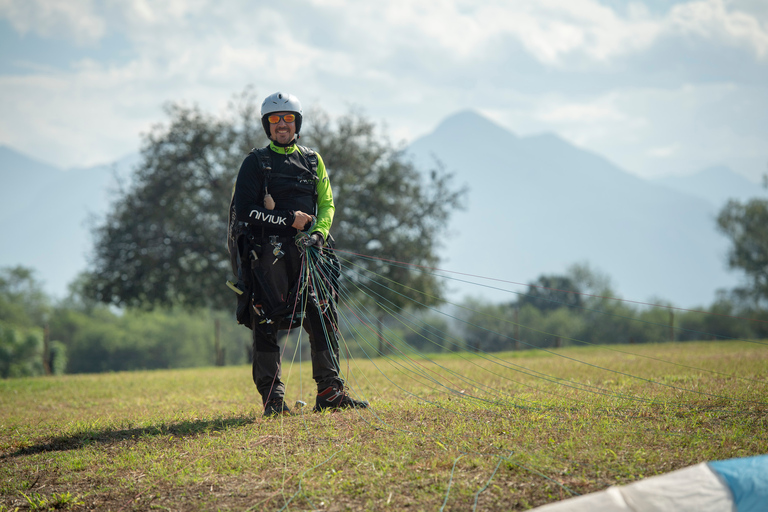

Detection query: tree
xmin=717 ymin=176 xmax=768 ymax=307
xmin=0 ymin=323 xmax=44 ymax=378
xmin=403 ymin=312 xmax=451 ymax=353
xmin=516 ymin=274 xmax=582 ymax=312
xmin=0 ymin=266 xmax=55 ymax=378
xmin=86 ymin=89 xmax=266 ymax=310
xmin=565 ymin=262 xmax=614 ymax=304
xmin=0 ymin=266 xmax=50 ymax=327
xmin=460 ymin=299 xmax=519 ymax=352
xmin=86 ymin=90 xmax=463 ymax=316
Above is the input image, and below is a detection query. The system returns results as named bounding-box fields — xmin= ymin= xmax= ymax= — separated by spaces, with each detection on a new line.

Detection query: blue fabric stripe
xmin=709 ymin=454 xmax=768 ymax=512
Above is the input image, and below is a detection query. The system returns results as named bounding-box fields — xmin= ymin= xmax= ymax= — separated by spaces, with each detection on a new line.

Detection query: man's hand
xmin=292 ymin=211 xmax=313 ymax=230
xmin=309 ymin=232 xmax=324 ymax=248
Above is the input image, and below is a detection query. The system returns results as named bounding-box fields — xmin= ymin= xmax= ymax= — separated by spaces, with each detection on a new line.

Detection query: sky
xmin=1 ymin=0 xmax=767 ymax=182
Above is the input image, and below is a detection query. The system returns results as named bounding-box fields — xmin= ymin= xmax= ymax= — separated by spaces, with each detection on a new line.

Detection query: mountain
xmin=0 ymin=146 xmax=62 ymax=224
xmin=651 ymin=165 xmax=766 ymax=207
xmin=406 ymin=111 xmax=741 ymax=307
xmin=0 ymin=146 xmax=138 ymax=298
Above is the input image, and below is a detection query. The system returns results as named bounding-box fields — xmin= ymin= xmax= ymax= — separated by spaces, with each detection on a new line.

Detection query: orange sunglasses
xmin=267 ymin=113 xmax=296 ymax=124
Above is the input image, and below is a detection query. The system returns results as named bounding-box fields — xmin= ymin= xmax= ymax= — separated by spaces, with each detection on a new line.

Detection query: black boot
xmin=263 ymin=397 xmax=291 ymax=418
xmin=311 ymin=349 xmax=367 ymax=411
xmin=314 ymin=383 xmax=369 ymax=412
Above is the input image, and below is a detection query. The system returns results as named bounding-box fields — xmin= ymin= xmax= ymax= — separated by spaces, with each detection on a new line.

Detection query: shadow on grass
xmin=3 ymin=415 xmax=254 ymax=459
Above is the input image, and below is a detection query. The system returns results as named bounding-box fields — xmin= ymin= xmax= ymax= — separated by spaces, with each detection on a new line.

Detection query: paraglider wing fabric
xmin=709 ymin=454 xmax=768 ymax=512
xmin=529 ymin=462 xmax=737 ymax=511
xmin=619 ymin=462 xmax=735 ymax=512
xmin=529 ymin=486 xmax=631 ymax=511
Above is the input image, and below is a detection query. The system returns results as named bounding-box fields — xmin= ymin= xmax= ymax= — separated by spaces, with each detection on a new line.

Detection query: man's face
xmin=268 ymin=112 xmax=297 ymax=145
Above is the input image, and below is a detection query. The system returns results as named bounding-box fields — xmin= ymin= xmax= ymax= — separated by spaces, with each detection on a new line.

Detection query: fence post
xmin=214 ymin=318 xmax=225 ymax=366
xmin=43 ymin=323 xmax=51 ymax=375
xmin=514 ymin=307 xmax=520 ymax=351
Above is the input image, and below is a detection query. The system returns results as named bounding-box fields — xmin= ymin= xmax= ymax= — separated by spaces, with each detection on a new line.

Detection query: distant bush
xmin=49 ymin=306 xmax=251 ymax=374
xmin=0 ymin=322 xmax=44 ymax=378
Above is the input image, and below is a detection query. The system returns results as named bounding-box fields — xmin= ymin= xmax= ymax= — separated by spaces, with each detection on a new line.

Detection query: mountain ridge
xmin=406 ymin=110 xmax=758 ymax=307
xmin=0 ymin=147 xmax=138 ymax=296
xmin=652 ymin=164 xmax=765 ymax=207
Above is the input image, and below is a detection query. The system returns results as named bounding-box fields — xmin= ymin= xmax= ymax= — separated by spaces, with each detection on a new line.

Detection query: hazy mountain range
xmin=406 ymin=111 xmax=766 ymax=307
xmin=1 ymin=111 xmax=765 ymax=307
xmin=0 ymin=147 xmax=138 ymax=298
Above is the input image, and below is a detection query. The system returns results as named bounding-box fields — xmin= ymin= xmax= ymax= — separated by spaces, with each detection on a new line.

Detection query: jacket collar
xmin=269 ymin=141 xmax=298 ymax=155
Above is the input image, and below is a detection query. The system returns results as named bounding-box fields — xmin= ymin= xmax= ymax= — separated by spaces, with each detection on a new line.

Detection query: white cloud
xmin=537 ymin=102 xmax=626 ymax=123
xmin=506 ymin=83 xmax=768 ymax=180
xmin=668 ymin=0 xmax=768 ymax=58
xmin=310 ymin=0 xmax=766 ymax=66
xmin=0 ymin=0 xmax=766 ymax=183
xmin=0 ymin=0 xmax=105 ymax=44
xmin=314 ymin=0 xmax=660 ymax=64
xmin=648 ymin=144 xmax=681 ymax=158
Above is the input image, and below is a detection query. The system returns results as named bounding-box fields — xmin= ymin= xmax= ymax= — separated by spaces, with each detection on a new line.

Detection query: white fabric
xmin=621 ymin=463 xmax=735 ymax=511
xmin=531 ymin=463 xmax=736 ymax=512
xmin=532 ymin=487 xmax=632 ymax=511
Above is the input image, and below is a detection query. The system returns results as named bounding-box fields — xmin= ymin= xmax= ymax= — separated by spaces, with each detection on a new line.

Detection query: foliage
xmin=0 ymin=267 xmax=252 ymax=377
xmin=48 ymin=340 xmax=68 ymax=375
xmin=20 ymin=491 xmax=83 ymax=510
xmin=717 ymin=189 xmax=768 ymax=307
xmin=402 ymin=312 xmax=451 ymax=353
xmin=0 ymin=267 xmax=69 ymax=378
xmin=460 ymin=299 xmax=518 ymax=352
xmin=0 ymin=322 xmax=44 ymax=378
xmin=0 ymin=266 xmax=50 ymax=328
xmin=676 ymin=295 xmax=752 ymax=342
xmin=85 ymin=91 xmax=262 ymax=311
xmin=460 ymin=262 xmax=767 ymax=351
xmin=516 ymin=274 xmax=582 ymax=312
xmin=4 ymin=255 xmax=767 ymax=378
xmin=48 ymin=306 xmax=251 ymax=374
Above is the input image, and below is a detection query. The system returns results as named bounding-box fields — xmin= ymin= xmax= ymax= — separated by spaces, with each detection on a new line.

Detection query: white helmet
xmin=261 ymin=92 xmax=303 ymax=138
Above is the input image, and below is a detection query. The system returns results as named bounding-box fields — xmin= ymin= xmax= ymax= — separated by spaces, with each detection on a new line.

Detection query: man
xmin=232 ymin=91 xmax=368 ymax=417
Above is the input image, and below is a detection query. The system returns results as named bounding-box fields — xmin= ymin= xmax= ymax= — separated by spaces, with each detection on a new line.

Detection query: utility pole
xmin=669 ymin=310 xmax=675 ymax=343
xmin=43 ymin=323 xmax=51 ymax=375
xmin=514 ymin=307 xmax=520 ymax=351
xmin=214 ymin=318 xmax=225 ymax=366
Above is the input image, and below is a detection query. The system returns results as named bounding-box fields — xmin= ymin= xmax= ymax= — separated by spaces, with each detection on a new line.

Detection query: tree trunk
xmin=214 ymin=318 xmax=225 ymax=366
xmin=43 ymin=323 xmax=51 ymax=375
xmin=377 ymin=312 xmax=385 ymax=356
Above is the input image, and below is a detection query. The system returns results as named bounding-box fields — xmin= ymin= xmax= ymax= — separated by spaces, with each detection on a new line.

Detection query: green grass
xmin=1 ymin=341 xmax=766 ymax=511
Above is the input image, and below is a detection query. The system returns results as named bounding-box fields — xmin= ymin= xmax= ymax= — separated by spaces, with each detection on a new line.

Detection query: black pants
xmin=247 ymin=233 xmax=343 ymax=403
xmin=251 ymin=297 xmax=343 ymax=403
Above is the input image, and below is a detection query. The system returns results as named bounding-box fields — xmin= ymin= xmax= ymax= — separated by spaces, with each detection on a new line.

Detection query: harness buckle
xmin=269 ymin=235 xmax=285 ymax=262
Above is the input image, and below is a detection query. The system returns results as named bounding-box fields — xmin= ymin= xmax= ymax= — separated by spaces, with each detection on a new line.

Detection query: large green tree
xmin=86 ymin=91 xmax=462 ymax=314
xmin=717 ymin=176 xmax=768 ymax=307
xmin=86 ymin=90 xmax=263 ymax=310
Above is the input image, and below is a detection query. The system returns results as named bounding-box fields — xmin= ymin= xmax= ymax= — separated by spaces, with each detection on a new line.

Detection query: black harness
xmin=227 ymin=144 xmax=328 ymax=331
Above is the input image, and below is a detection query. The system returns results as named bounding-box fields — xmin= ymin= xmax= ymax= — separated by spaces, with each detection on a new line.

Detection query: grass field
xmin=1 ymin=341 xmax=766 ymax=511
